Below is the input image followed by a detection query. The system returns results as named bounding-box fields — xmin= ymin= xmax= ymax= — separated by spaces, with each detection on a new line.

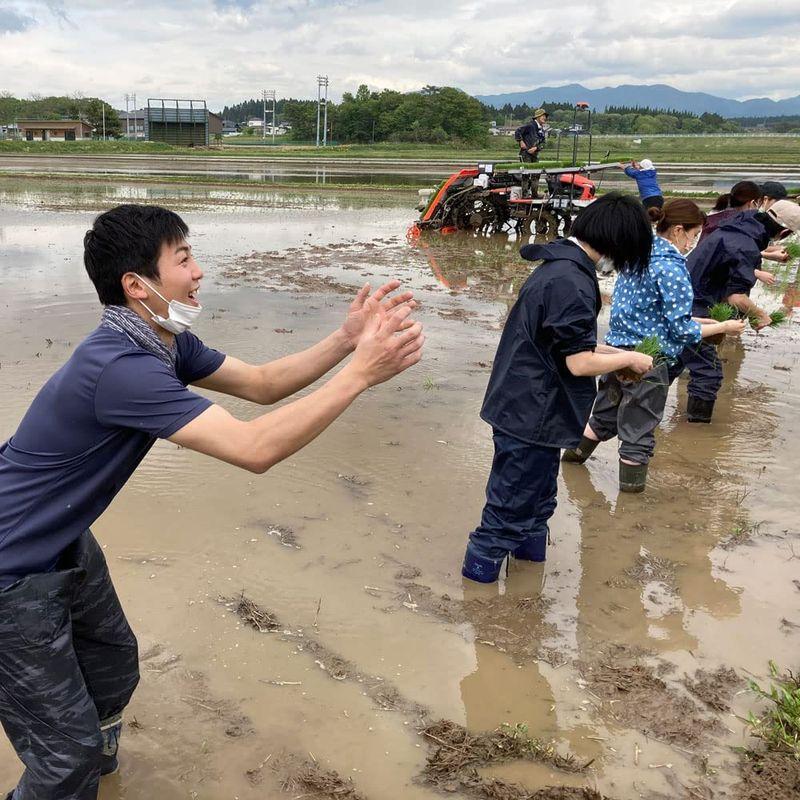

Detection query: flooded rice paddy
xmin=1 ymin=177 xmax=799 ymax=799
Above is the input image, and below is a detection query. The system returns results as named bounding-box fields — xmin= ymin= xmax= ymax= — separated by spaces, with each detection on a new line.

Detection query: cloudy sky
xmin=1 ymin=0 xmax=799 ymax=110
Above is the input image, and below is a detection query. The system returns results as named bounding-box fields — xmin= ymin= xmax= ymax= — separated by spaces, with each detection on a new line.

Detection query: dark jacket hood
xmin=717 ymin=211 xmax=771 ymax=250
xmin=520 ymin=239 xmax=597 ymax=280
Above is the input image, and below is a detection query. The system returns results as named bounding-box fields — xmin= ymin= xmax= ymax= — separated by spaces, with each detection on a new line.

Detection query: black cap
xmin=760 ymin=181 xmax=788 ymax=199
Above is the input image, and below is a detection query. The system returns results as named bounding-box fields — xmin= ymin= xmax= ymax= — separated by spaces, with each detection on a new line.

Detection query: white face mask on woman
xmin=135 ymin=274 xmax=203 ymax=334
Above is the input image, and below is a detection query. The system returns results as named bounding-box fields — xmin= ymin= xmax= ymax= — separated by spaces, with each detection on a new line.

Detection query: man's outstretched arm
xmin=194 ymin=280 xmax=414 ymax=404
xmin=169 ymin=302 xmax=424 ymax=473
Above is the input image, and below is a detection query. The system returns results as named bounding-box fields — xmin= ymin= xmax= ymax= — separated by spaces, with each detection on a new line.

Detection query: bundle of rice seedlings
xmin=709 ymin=302 xmax=737 ymax=322
xmin=770 ymin=308 xmax=788 ymax=326
xmin=784 ymin=241 xmax=800 ymax=262
xmin=617 ymin=335 xmax=664 ymax=382
xmin=747 ymin=308 xmax=789 ymax=330
xmin=707 ymin=302 xmax=737 ymax=345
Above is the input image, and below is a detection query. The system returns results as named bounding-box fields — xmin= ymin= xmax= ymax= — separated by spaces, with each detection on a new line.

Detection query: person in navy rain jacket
xmin=670 ymin=200 xmax=800 ymax=422
xmin=462 ymin=193 xmax=655 ymax=584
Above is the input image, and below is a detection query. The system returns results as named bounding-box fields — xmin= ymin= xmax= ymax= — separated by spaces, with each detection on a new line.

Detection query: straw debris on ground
xmin=684 ymin=666 xmax=742 ymax=712
xmin=420 ymin=719 xmax=606 ymax=800
xmin=578 ymin=644 xmax=719 ymax=747
xmin=267 ymin=753 xmax=367 ymax=799
xmin=219 ymin=592 xmax=282 ymax=632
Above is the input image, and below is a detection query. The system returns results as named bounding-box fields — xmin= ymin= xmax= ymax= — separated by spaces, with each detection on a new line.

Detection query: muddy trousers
xmin=587 ymin=363 xmax=670 ymax=465
xmin=669 ymin=341 xmax=722 ymax=403
xmin=468 ymin=431 xmax=560 ymax=560
xmin=0 ymin=530 xmax=139 ymax=800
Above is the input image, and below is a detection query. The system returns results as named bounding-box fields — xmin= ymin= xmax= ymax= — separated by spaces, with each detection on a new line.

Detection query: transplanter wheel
xmin=533 ymin=209 xmax=559 ymax=238
xmin=454 ymin=195 xmax=499 ymax=233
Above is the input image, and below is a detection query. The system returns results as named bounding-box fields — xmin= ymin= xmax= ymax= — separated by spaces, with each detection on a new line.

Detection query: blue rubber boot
xmin=512 ymin=534 xmax=547 ymax=562
xmin=462 ymin=545 xmax=505 ymax=583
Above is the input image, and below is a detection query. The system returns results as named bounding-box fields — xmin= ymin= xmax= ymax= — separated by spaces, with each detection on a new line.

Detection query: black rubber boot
xmin=686 ymin=396 xmax=715 ymax=423
xmin=562 ymin=436 xmax=600 ymax=464
xmin=619 ymin=461 xmax=648 ymax=493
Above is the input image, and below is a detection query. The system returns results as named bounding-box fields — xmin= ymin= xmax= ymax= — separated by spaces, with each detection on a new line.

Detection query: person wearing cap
xmin=669 ymin=200 xmax=800 ymax=423
xmin=514 ymin=108 xmax=548 ymax=163
xmin=757 ymin=182 xmax=793 ymax=271
xmin=620 ymin=159 xmax=663 ymax=209
xmin=760 ymin=181 xmax=788 ymax=211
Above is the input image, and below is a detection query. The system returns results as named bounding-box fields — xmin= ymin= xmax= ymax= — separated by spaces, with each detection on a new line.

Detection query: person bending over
xmin=671 ymin=199 xmax=800 ymax=423
xmin=620 ymin=159 xmax=663 ymax=209
xmin=562 ymin=199 xmax=745 ymax=492
xmin=461 ymin=193 xmax=654 ymax=584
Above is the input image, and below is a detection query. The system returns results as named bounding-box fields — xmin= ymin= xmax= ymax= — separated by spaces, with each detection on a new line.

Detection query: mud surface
xmin=1 ymin=181 xmax=800 ymax=799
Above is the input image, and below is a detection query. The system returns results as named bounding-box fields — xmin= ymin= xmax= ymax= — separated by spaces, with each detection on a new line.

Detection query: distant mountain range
xmin=475 ymin=83 xmax=800 ymax=118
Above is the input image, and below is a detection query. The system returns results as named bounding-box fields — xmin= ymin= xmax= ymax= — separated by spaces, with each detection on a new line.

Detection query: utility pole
xmin=316 ymin=75 xmax=328 ymax=147
xmin=263 ymin=89 xmax=276 ymax=142
xmin=102 ymin=103 xmax=106 ymax=141
xmin=124 ymin=92 xmax=137 ymax=139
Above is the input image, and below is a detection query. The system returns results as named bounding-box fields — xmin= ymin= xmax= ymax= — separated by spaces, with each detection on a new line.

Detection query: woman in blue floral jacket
xmin=562 ymin=199 xmax=745 ymax=492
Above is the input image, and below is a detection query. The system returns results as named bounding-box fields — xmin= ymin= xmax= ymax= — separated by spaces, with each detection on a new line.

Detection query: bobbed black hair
xmin=84 ymin=204 xmax=189 ymax=306
xmin=570 ymin=192 xmax=652 ymax=275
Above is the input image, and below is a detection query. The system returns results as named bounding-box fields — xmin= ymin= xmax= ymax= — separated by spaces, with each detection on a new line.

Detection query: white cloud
xmin=0 ymin=0 xmax=798 ymax=109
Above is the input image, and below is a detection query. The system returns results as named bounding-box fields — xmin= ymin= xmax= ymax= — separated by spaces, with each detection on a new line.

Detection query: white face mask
xmin=135 ymin=274 xmax=202 ymax=335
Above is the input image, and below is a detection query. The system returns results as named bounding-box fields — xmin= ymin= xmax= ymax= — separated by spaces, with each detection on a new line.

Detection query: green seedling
xmin=709 ymin=302 xmax=737 ymax=322
xmin=617 ymin=335 xmax=665 ymax=382
xmin=784 ymin=242 xmax=800 ymax=262
xmin=745 ymin=661 xmax=800 ymax=759
xmin=748 ymin=309 xmax=789 ymax=329
xmin=770 ymin=309 xmax=788 ymax=326
xmin=635 ymin=335 xmax=665 ymax=361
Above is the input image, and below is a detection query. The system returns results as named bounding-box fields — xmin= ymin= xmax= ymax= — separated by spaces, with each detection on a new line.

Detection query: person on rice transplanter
xmin=669 ymin=198 xmax=800 ymax=423
xmin=461 ymin=193 xmax=655 ymax=584
xmin=561 ymin=199 xmax=746 ymax=493
xmin=515 ymin=108 xmax=548 ymax=163
xmin=620 ymin=158 xmax=663 ymax=210
xmin=0 ymin=204 xmax=425 ymax=800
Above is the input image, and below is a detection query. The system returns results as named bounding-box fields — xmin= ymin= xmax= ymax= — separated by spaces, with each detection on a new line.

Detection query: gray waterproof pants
xmin=0 ymin=530 xmax=139 ymax=800
xmin=587 ymin=363 xmax=670 ymax=465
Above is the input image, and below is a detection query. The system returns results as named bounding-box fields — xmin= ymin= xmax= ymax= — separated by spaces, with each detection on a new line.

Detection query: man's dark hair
xmin=571 ymin=192 xmax=652 ymax=275
xmin=84 ymin=204 xmax=189 ymax=306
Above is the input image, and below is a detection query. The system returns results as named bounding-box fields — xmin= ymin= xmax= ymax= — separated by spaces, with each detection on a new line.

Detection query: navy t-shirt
xmin=0 ymin=327 xmax=225 ymax=586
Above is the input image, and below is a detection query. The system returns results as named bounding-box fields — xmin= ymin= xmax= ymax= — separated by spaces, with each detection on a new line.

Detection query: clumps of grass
xmin=709 ymin=302 xmax=737 ymax=322
xmin=745 ymin=662 xmax=800 ymax=759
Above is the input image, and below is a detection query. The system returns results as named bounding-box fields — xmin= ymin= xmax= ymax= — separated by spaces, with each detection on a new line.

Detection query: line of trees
xmin=486 ymin=101 xmax=742 ymax=134
xmin=224 ymin=86 xmax=489 ymax=144
xmin=0 ymin=94 xmax=122 ymax=137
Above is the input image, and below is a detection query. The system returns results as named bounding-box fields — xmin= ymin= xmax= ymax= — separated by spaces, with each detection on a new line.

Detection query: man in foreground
xmin=0 ymin=204 xmax=424 ymax=800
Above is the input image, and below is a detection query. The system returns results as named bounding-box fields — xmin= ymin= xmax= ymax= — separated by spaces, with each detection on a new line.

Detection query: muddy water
xmin=1 ymin=179 xmax=799 ymax=799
